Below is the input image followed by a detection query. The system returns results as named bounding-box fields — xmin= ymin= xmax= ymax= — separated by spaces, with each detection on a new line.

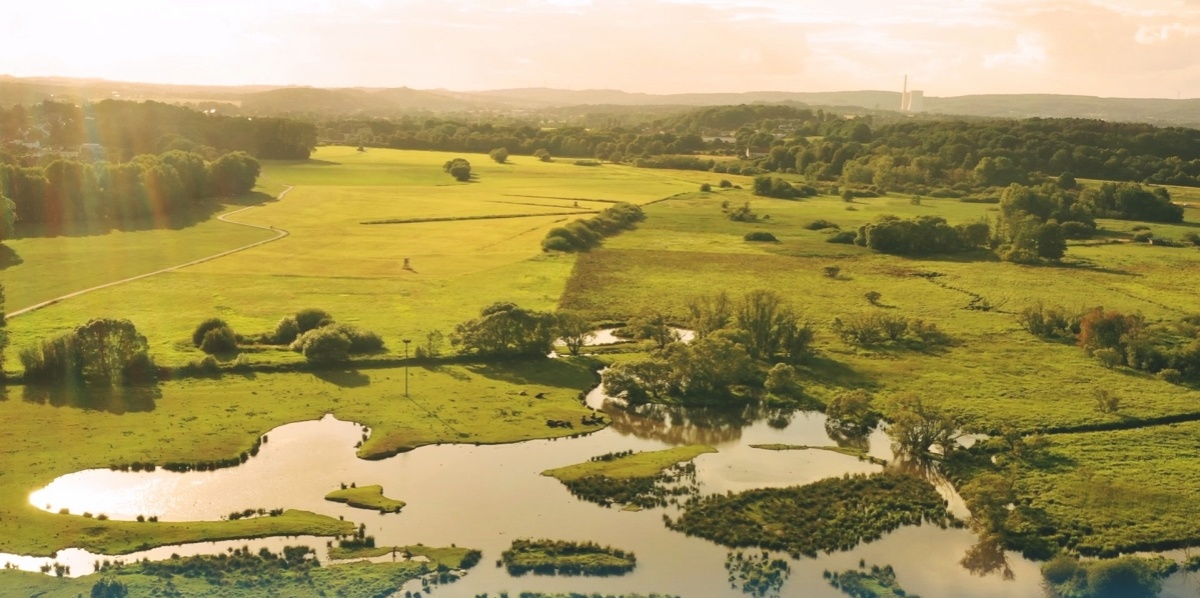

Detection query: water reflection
xmin=960 ymin=534 xmax=1015 ymax=581
xmin=17 ymin=383 xmax=1067 ymax=597
xmin=22 ymin=383 xmax=160 ymax=414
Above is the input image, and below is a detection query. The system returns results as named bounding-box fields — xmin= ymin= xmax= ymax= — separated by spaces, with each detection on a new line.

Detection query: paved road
xmin=5 ymin=185 xmax=294 ymax=320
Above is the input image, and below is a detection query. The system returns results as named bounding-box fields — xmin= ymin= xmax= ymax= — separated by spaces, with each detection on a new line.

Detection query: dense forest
xmin=0 ymin=100 xmax=315 ymax=161
xmin=318 ymin=104 xmax=1200 ymax=192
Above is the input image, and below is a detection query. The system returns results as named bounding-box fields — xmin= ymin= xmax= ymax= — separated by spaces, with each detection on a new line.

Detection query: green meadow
xmin=3 ymin=147 xmax=717 ymax=369
xmin=5 ymin=146 xmax=1200 ymax=574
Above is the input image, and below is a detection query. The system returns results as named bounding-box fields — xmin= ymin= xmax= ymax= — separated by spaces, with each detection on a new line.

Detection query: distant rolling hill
xmin=0 ymin=76 xmax=1196 ymax=126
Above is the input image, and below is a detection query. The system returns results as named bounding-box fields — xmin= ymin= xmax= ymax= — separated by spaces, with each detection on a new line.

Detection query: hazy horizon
xmin=3 ymin=0 xmax=1199 ymax=100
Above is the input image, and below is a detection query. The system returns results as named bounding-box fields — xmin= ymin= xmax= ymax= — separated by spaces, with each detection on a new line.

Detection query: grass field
xmin=3 ymin=147 xmax=722 ymax=370
xmin=559 ymin=190 xmax=1200 ymax=431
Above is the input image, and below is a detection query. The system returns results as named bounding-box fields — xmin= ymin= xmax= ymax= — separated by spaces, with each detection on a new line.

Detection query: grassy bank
xmin=541 ymin=445 xmax=716 ymax=481
xmin=0 ymin=357 xmax=603 ymax=556
xmin=324 ymin=485 xmax=405 ymax=513
xmin=500 ymin=539 xmax=636 ymax=576
xmin=0 ymin=544 xmax=475 ymax=598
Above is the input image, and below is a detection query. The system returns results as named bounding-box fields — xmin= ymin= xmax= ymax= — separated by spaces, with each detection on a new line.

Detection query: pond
xmin=11 ymin=375 xmax=1200 ymax=597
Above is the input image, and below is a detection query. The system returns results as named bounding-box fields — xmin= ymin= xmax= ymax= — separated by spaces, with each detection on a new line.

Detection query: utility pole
xmin=402 ymin=339 xmax=412 ymax=397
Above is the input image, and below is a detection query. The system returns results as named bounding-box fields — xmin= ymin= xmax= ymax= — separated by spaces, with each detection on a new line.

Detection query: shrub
xmin=332 ymin=324 xmax=385 ymax=354
xmin=298 ymin=327 xmax=352 ymax=363
xmin=1131 ymin=224 xmax=1151 ymax=231
xmin=864 ymin=291 xmax=882 ymax=306
xmin=1061 ymin=221 xmax=1095 ymax=239
xmin=726 ymin=202 xmax=757 ymax=222
xmin=822 ymin=266 xmax=841 ymax=278
xmin=295 ymin=308 xmax=333 ymax=334
xmin=192 ymin=318 xmax=229 ymax=347
xmin=541 ymin=235 xmax=574 ymax=252
xmin=764 ymin=363 xmax=802 ymax=399
xmin=443 ymin=158 xmax=472 ymax=181
xmin=533 ymin=148 xmax=552 ymax=162
xmin=1183 ymin=231 xmax=1200 ymax=246
xmin=700 ymin=183 xmax=712 ymax=192
xmin=574 ymin=159 xmax=602 ymax=167
xmin=827 ymin=231 xmax=857 ymax=244
xmin=1094 ymin=388 xmax=1120 ymax=413
xmin=719 ymin=179 xmax=733 ymax=188
xmin=489 ymin=147 xmax=509 ymax=164
xmin=272 ymin=316 xmax=300 ymax=344
xmin=1094 ymin=348 xmax=1123 ymax=369
xmin=199 ymin=326 xmax=238 ymax=354
xmin=1132 ymin=231 xmax=1154 ymax=243
xmin=805 ymin=219 xmax=838 ymax=230
xmin=744 ymin=231 xmax=777 ymax=242
xmin=1157 ymin=368 xmax=1183 ymax=384
xmin=1042 ymin=554 xmax=1079 ymax=585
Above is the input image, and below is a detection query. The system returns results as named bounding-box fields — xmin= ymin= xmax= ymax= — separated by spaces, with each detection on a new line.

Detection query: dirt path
xmin=5 ymin=186 xmax=294 ymax=320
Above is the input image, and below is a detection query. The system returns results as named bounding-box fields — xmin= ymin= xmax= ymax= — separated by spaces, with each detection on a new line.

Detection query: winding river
xmin=8 ymin=338 xmax=1200 ymax=597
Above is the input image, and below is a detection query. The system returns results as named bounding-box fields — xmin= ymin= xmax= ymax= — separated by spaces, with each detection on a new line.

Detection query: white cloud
xmin=983 ymin=33 xmax=1048 ymax=70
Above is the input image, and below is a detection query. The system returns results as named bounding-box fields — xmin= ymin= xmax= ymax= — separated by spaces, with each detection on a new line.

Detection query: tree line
xmin=0 ymin=150 xmax=260 ymax=231
xmin=0 ymin=100 xmax=315 ymax=162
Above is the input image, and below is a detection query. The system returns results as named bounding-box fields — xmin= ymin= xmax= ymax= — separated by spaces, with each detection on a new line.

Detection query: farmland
xmin=5 ymin=146 xmax=1200 ymax=595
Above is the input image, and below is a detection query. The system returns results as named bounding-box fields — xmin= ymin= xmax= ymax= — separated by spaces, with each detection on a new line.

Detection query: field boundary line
xmin=6 ymin=186 xmax=295 ymax=320
xmin=361 ymin=211 xmax=597 ymax=225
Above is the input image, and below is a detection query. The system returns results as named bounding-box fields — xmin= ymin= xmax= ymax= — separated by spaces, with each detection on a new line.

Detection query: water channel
xmin=8 ymin=333 xmax=1200 ymax=597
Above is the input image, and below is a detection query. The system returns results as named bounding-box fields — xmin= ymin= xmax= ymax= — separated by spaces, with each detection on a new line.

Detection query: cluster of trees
xmin=451 ymin=303 xmax=559 ymax=357
xmin=541 ymin=203 xmax=645 ymax=252
xmin=0 ymin=150 xmax=260 ymax=230
xmin=190 ymin=309 xmax=384 ymax=364
xmin=1019 ymin=303 xmax=1200 ymax=382
xmin=19 ymin=318 xmax=155 ymax=386
xmin=853 ymin=215 xmax=990 ymax=256
xmin=830 ymin=312 xmax=948 ymax=348
xmin=738 ymin=116 xmax=1200 ymax=194
xmin=752 ymin=176 xmax=819 ymax=199
xmin=843 ymin=180 xmax=1178 ymax=263
xmin=0 ymin=100 xmax=315 ymax=162
xmin=442 ymin=157 xmax=471 ymax=182
xmin=603 ymin=290 xmax=814 ymax=406
xmin=667 ymin=472 xmax=952 ymax=559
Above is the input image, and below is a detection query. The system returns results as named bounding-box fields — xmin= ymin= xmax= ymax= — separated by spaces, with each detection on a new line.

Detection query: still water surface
xmin=12 ymin=373 xmax=1200 ymax=597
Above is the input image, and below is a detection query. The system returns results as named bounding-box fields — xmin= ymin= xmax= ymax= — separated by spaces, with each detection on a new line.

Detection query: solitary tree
xmin=556 ymin=312 xmax=594 ymax=356
xmin=489 ymin=147 xmax=509 ymax=164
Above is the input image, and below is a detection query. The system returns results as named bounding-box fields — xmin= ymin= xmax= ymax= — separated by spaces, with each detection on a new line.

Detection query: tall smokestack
xmin=901 ymin=75 xmax=909 ymax=111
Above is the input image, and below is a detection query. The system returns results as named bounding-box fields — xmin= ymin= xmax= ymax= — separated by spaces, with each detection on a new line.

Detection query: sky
xmin=2 ymin=0 xmax=1200 ymax=98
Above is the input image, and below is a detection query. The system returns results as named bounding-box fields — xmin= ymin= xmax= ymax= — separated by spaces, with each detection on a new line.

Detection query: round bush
xmin=192 ymin=318 xmax=229 ymax=347
xmin=541 ymin=235 xmax=574 ymax=252
xmin=301 ymin=328 xmax=352 ymax=363
xmin=334 ymin=324 xmax=385 ymax=354
xmin=826 ymin=231 xmax=857 ymax=244
xmin=295 ymin=308 xmax=333 ymax=333
xmin=199 ymin=326 xmax=238 ymax=354
xmin=744 ymin=231 xmax=778 ymax=242
xmin=700 ymin=183 xmax=712 ymax=192
xmin=273 ymin=316 xmax=300 ymax=344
